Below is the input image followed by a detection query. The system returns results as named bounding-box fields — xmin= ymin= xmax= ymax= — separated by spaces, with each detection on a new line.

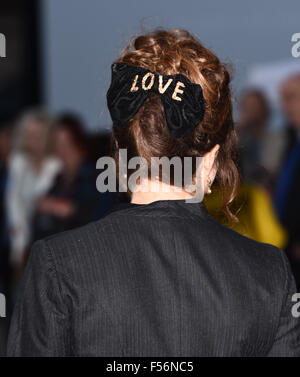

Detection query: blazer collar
xmin=111 ymin=199 xmax=208 ymax=219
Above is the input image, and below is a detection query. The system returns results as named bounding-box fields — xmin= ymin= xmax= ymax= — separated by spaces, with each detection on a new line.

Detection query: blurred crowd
xmin=0 ymin=112 xmax=122 ymax=352
xmin=235 ymin=73 xmax=300 ymax=288
xmin=204 ymin=73 xmax=300 ymax=292
xmin=238 ymin=73 xmax=300 ymax=272
xmin=0 ymin=72 xmax=300 ymax=354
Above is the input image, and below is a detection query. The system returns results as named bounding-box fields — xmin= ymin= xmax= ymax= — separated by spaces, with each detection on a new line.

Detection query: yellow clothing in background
xmin=204 ymin=183 xmax=287 ymax=249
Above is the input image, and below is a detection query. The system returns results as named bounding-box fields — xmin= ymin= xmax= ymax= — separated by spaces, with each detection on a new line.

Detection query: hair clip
xmin=107 ymin=63 xmax=205 ymax=138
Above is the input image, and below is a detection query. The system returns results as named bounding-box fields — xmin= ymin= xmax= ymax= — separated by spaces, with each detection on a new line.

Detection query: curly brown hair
xmin=111 ymin=29 xmax=240 ymax=221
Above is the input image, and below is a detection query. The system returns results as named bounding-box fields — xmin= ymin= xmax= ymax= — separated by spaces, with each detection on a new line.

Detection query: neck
xmin=131 ymin=179 xmax=194 ymax=205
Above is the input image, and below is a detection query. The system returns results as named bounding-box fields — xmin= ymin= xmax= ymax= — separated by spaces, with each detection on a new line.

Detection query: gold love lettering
xmin=130 ymin=73 xmax=185 ymax=101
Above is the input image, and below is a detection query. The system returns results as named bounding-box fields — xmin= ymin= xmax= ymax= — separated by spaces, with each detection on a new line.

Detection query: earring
xmin=207 ymin=177 xmax=212 ymax=195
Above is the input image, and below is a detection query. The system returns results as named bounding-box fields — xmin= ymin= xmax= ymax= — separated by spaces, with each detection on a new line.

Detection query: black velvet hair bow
xmin=107 ymin=63 xmax=205 ymax=138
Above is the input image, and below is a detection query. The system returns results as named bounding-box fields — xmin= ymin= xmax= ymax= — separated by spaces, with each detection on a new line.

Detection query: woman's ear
xmin=203 ymin=144 xmax=220 ymax=191
xmin=203 ymin=144 xmax=220 ymax=175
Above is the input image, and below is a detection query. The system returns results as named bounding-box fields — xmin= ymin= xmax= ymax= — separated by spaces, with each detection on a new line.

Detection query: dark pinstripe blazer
xmin=7 ymin=200 xmax=300 ymax=357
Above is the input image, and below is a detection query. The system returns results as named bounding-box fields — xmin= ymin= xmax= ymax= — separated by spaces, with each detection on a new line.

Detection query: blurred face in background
xmin=280 ymin=75 xmax=300 ymax=129
xmin=238 ymin=92 xmax=269 ymax=130
xmin=54 ymin=128 xmax=83 ymax=171
xmin=23 ymin=120 xmax=48 ymax=159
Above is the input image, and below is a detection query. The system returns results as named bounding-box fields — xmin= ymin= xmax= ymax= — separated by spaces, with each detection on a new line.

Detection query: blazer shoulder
xmin=36 ymin=214 xmax=120 ymax=263
xmin=34 ymin=221 xmax=100 ymax=264
xmin=207 ymin=214 xmax=286 ymax=266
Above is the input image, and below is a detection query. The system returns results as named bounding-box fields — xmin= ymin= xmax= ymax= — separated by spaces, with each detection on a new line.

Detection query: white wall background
xmin=41 ymin=0 xmax=300 ymax=131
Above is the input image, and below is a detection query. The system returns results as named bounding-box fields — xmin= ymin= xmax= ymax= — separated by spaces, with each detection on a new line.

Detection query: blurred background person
xmin=237 ymin=89 xmax=270 ymax=185
xmin=33 ymin=114 xmax=116 ymax=242
xmin=6 ymin=110 xmax=60 ymax=278
xmin=237 ymin=89 xmax=285 ymax=190
xmin=275 ymin=74 xmax=300 ymax=289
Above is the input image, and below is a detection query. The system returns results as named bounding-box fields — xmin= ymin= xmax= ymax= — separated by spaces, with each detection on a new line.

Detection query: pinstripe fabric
xmin=7 ymin=200 xmax=300 ymax=357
